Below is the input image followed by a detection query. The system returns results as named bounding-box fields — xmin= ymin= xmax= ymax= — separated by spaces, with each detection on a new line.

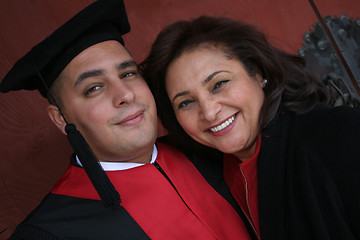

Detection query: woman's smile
xmin=207 ymin=113 xmax=237 ymax=136
xmin=166 ymin=46 xmax=264 ymax=157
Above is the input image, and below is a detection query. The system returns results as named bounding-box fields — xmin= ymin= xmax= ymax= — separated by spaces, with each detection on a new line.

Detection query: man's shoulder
xmin=156 ymin=136 xmax=242 ymax=215
xmin=156 ymin=136 xmax=223 ymax=181
xmin=10 ymin=193 xmax=150 ymax=240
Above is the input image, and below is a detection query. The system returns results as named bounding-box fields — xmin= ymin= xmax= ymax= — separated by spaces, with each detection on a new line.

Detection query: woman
xmin=141 ymin=16 xmax=360 ymax=239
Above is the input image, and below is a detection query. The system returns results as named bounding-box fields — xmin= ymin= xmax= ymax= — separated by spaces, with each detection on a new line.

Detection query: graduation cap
xmin=0 ymin=0 xmax=131 ymax=208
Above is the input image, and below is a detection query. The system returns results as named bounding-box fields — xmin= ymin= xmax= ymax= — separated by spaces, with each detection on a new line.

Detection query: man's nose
xmin=111 ymin=81 xmax=135 ymax=107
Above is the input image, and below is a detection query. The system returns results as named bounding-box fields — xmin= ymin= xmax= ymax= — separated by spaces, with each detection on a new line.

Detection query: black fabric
xmin=0 ymin=0 xmax=130 ymax=97
xmin=9 ymin=223 xmax=60 ymax=240
xmin=9 ymin=194 xmax=150 ymax=240
xmin=258 ymin=106 xmax=360 ymax=239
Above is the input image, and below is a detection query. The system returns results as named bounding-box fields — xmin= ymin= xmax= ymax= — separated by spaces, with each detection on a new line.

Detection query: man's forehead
xmin=62 ymin=40 xmax=132 ymax=80
xmin=75 ymin=40 xmax=130 ymax=59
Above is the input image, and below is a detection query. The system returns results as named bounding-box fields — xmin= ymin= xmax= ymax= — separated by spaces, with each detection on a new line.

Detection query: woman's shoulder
xmin=308 ymin=105 xmax=360 ymax=120
xmin=277 ymin=106 xmax=359 ymax=161
xmin=283 ymin=106 xmax=359 ymax=167
xmin=289 ymin=105 xmax=360 ymax=137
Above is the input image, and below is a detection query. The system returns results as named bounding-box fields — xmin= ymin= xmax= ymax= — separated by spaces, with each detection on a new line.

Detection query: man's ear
xmin=47 ymin=105 xmax=67 ymax=135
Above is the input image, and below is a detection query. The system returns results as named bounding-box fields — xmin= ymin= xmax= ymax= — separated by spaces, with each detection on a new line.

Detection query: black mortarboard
xmin=0 ymin=0 xmax=130 ymax=98
xmin=0 ymin=0 xmax=131 ymax=208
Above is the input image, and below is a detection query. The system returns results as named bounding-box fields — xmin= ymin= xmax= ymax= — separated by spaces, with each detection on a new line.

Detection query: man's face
xmin=58 ymin=40 xmax=157 ymax=163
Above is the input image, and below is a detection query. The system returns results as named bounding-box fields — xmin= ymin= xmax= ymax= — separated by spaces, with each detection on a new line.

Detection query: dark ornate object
xmin=298 ymin=14 xmax=360 ymax=108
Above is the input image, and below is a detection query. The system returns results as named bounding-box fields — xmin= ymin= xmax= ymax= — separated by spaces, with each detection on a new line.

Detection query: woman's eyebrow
xmin=172 ymin=90 xmax=190 ymax=103
xmin=172 ymin=70 xmax=231 ymax=102
xmin=202 ymin=70 xmax=229 ymax=85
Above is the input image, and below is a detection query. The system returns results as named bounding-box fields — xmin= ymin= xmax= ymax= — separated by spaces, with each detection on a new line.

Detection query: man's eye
xmin=121 ymin=71 xmax=136 ymax=79
xmin=212 ymin=80 xmax=229 ymax=92
xmin=178 ymin=99 xmax=194 ymax=109
xmin=85 ymin=85 xmax=101 ymax=96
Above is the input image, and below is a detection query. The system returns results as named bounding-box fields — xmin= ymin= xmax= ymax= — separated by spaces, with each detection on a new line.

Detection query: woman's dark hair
xmin=140 ymin=16 xmax=331 ymax=149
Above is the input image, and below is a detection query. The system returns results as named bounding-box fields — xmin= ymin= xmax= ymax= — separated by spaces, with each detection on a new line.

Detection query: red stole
xmin=224 ymin=135 xmax=261 ymax=239
xmin=51 ymin=142 xmax=251 ymax=239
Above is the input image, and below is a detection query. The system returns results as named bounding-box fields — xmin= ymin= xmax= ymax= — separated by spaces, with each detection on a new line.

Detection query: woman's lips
xmin=206 ymin=113 xmax=238 ymax=136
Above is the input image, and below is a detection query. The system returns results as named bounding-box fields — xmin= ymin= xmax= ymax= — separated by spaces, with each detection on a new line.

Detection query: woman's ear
xmin=47 ymin=105 xmax=67 ymax=135
xmin=255 ymin=73 xmax=265 ymax=88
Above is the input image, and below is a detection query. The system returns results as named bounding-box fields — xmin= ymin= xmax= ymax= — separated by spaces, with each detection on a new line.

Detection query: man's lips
xmin=115 ymin=110 xmax=145 ymax=126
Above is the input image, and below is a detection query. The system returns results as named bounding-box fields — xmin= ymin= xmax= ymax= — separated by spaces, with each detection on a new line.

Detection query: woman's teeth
xmin=210 ymin=115 xmax=235 ymax=132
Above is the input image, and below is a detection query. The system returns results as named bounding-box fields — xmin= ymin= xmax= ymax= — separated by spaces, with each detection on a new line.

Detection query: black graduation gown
xmin=9 ymin=142 xmax=253 ymax=240
xmin=258 ymin=106 xmax=360 ymax=239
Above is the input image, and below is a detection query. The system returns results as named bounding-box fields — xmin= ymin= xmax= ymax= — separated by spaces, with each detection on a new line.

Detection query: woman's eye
xmin=178 ymin=99 xmax=194 ymax=109
xmin=212 ymin=80 xmax=229 ymax=92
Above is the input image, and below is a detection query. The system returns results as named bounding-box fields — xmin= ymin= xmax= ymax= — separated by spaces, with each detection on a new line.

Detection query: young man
xmin=0 ymin=0 xmax=255 ymax=239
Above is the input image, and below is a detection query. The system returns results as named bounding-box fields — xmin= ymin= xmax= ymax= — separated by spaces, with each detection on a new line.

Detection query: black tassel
xmin=30 ymin=58 xmax=120 ymax=208
xmin=65 ymin=123 xmax=121 ymax=208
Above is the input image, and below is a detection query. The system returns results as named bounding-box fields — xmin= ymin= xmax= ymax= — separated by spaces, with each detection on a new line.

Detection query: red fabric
xmin=51 ymin=142 xmax=251 ymax=239
xmin=223 ymin=135 xmax=261 ymax=239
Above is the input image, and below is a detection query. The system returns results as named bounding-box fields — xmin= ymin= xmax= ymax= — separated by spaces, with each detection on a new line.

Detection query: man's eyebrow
xmin=75 ymin=70 xmax=104 ymax=87
xmin=74 ymin=60 xmax=138 ymax=87
xmin=117 ymin=60 xmax=137 ymax=71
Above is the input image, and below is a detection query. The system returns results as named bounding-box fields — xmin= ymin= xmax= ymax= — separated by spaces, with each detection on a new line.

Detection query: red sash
xmin=52 ymin=142 xmax=251 ymax=239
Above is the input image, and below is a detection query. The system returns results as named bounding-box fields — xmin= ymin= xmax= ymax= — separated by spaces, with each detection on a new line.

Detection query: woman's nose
xmin=199 ymin=97 xmax=221 ymax=122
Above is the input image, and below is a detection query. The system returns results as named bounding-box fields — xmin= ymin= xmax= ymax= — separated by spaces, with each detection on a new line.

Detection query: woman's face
xmin=165 ymin=47 xmax=265 ymax=160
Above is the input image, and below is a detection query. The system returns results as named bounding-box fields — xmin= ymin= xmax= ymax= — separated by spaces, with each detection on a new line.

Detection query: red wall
xmin=0 ymin=0 xmax=359 ymax=238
